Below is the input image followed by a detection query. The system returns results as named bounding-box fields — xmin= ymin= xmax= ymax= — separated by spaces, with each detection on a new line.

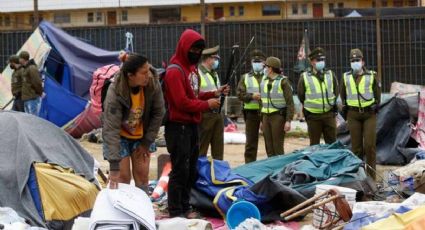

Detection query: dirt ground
xmin=79 ymin=136 xmax=311 ymax=180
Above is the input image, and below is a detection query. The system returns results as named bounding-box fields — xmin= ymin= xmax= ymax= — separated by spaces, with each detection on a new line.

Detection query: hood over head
xmin=170 ymin=29 xmax=205 ymax=71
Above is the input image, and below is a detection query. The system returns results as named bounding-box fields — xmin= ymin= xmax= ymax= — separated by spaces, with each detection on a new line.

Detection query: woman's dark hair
xmin=121 ymin=53 xmax=149 ymax=78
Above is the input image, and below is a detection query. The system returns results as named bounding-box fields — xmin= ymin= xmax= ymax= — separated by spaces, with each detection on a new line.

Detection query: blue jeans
xmin=103 ymin=138 xmax=157 ymax=160
xmin=24 ymin=97 xmax=41 ymax=116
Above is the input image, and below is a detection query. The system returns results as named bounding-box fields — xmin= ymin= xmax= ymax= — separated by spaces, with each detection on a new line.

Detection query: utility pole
xmin=200 ymin=0 xmax=206 ymax=37
xmin=376 ymin=0 xmax=382 ymax=82
xmin=33 ymin=0 xmax=39 ymax=28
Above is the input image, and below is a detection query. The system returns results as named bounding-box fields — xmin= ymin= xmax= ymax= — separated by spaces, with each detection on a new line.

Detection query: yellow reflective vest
xmin=260 ymin=75 xmax=287 ymax=114
xmin=243 ymin=73 xmax=262 ymax=110
xmin=343 ymin=71 xmax=375 ymax=108
xmin=303 ymin=70 xmax=336 ymax=114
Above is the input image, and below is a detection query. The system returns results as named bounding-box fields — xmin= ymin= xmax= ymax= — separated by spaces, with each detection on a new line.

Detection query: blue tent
xmin=38 ymin=21 xmax=119 ymax=126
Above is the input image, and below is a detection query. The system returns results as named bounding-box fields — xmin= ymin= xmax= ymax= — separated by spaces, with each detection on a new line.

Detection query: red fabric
xmin=164 ymin=29 xmax=211 ymax=124
xmin=65 ymin=64 xmax=119 ymax=138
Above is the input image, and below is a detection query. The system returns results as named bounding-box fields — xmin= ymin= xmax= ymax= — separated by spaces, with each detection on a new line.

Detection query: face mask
xmin=252 ymin=62 xmax=264 ymax=73
xmin=188 ymin=52 xmax=201 ymax=64
xmin=351 ymin=61 xmax=362 ymax=73
xmin=263 ymin=68 xmax=269 ymax=77
xmin=315 ymin=61 xmax=325 ymax=72
xmin=212 ymin=60 xmax=219 ymax=70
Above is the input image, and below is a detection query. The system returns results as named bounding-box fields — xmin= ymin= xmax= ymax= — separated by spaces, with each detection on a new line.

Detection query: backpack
xmin=159 ymin=63 xmax=185 ymax=125
xmin=91 ymin=64 xmax=120 ymax=112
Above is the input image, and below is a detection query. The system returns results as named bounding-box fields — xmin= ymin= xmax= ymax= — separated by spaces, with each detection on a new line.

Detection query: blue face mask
xmin=212 ymin=60 xmax=219 ymax=70
xmin=315 ymin=61 xmax=325 ymax=72
xmin=351 ymin=61 xmax=362 ymax=73
xmin=252 ymin=62 xmax=264 ymax=73
xmin=263 ymin=68 xmax=269 ymax=77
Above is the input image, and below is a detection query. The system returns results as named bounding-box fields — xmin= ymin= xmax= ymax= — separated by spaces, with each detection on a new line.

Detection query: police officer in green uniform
xmin=341 ymin=48 xmax=381 ymax=180
xmin=297 ymin=47 xmax=338 ymax=145
xmin=237 ymin=49 xmax=266 ymax=163
xmin=198 ymin=45 xmax=229 ymax=160
xmin=261 ymin=57 xmax=295 ymax=156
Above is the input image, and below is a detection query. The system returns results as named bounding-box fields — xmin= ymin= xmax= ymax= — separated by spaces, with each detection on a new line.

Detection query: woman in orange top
xmin=102 ymin=53 xmax=165 ymax=191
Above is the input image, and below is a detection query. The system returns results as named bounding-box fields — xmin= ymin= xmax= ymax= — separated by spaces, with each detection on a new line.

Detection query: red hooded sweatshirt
xmin=164 ymin=29 xmax=216 ymax=124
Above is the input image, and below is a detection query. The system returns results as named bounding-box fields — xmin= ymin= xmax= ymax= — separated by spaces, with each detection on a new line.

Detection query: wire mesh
xmin=1 ymin=16 xmax=425 ymax=92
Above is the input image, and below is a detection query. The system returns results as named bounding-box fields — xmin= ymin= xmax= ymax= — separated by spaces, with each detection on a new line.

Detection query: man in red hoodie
xmin=164 ymin=29 xmax=226 ymax=218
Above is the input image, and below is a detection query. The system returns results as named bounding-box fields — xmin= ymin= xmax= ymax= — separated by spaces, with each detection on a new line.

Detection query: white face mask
xmin=351 ymin=61 xmax=362 ymax=73
xmin=212 ymin=60 xmax=219 ymax=70
xmin=263 ymin=67 xmax=269 ymax=77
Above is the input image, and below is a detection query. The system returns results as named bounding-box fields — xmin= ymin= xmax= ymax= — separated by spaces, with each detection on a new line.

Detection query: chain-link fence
xmin=1 ymin=16 xmax=425 ymax=92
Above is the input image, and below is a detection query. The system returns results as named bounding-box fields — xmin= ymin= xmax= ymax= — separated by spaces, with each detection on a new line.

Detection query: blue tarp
xmin=33 ymin=21 xmax=120 ymax=126
xmin=39 ymin=21 xmax=119 ymax=99
xmin=39 ymin=76 xmax=87 ymax=127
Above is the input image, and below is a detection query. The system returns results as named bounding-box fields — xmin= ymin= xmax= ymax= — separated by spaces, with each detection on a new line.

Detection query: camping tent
xmin=0 ymin=21 xmax=119 ymax=127
xmin=0 ymin=111 xmax=98 ymax=229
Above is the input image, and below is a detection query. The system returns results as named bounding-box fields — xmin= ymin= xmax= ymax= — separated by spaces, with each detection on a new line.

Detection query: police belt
xmin=347 ymin=106 xmax=374 ymax=113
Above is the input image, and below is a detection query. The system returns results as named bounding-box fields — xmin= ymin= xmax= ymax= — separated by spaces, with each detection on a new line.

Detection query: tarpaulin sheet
xmin=413 ymin=90 xmax=425 ymax=149
xmin=338 ymin=96 xmax=420 ymax=165
xmin=0 ymin=111 xmax=96 ymax=227
xmin=39 ymin=21 xmax=119 ymax=98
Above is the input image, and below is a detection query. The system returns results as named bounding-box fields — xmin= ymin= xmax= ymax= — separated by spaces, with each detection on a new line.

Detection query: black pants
xmin=12 ymin=97 xmax=24 ymax=112
xmin=165 ymin=122 xmax=199 ymax=216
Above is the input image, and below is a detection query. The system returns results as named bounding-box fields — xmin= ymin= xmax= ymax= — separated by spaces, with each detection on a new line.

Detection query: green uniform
xmin=297 ymin=68 xmax=338 ymax=145
xmin=21 ymin=62 xmax=43 ymax=101
xmin=237 ymin=71 xmax=263 ymax=163
xmin=341 ymin=68 xmax=381 ymax=179
xmin=198 ymin=65 xmax=224 ymax=160
xmin=261 ymin=75 xmax=294 ymax=157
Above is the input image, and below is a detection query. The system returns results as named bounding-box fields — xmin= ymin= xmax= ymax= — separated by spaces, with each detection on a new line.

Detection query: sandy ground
xmin=79 ymin=120 xmax=396 ymax=181
xmin=79 ymin=135 xmax=310 ymax=180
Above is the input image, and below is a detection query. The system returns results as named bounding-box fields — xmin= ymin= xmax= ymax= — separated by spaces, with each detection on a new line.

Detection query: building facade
xmin=0 ymin=0 xmax=422 ymax=30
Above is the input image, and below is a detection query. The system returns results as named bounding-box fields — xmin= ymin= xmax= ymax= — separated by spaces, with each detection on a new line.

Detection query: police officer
xmin=261 ymin=57 xmax=294 ymax=156
xmin=341 ymin=48 xmax=381 ymax=180
xmin=198 ymin=45 xmax=228 ymax=160
xmin=297 ymin=47 xmax=338 ymax=145
xmin=237 ymin=49 xmax=266 ymax=163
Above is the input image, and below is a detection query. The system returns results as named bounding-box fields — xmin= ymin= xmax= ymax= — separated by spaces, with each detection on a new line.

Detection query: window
xmin=408 ymin=0 xmax=418 ymax=6
xmin=29 ymin=14 xmax=43 ymax=25
xmin=229 ymin=6 xmax=235 ymax=16
xmin=150 ymin=7 xmax=180 ymax=23
xmin=393 ymin=0 xmax=402 ymax=7
xmin=0 ymin=16 xmax=3 ymax=26
xmin=239 ymin=6 xmax=244 ymax=16
xmin=329 ymin=3 xmax=335 ymax=13
xmin=96 ymin=12 xmax=103 ymax=22
xmin=262 ymin=4 xmax=281 ymax=16
xmin=372 ymin=1 xmax=376 ymax=7
xmin=337 ymin=2 xmax=344 ymax=8
xmin=54 ymin=13 xmax=70 ymax=24
xmin=121 ymin=10 xmax=128 ymax=21
xmin=301 ymin=4 xmax=308 ymax=14
xmin=291 ymin=4 xmax=298 ymax=15
xmin=87 ymin=12 xmax=94 ymax=22
xmin=5 ymin=15 xmax=11 ymax=26
xmin=382 ymin=1 xmax=388 ymax=7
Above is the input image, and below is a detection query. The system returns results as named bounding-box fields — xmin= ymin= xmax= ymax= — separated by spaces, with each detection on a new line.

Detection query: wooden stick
xmin=281 ymin=190 xmax=330 ymax=218
xmin=283 ymin=195 xmax=340 ymax=221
